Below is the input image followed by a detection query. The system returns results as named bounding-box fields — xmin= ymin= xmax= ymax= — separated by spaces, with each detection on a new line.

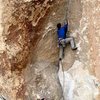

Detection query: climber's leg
xmin=59 ymin=44 xmax=64 ymax=60
xmin=64 ymin=37 xmax=77 ymax=50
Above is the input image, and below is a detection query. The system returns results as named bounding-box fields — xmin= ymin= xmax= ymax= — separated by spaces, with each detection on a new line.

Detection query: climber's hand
xmin=64 ymin=19 xmax=68 ymax=25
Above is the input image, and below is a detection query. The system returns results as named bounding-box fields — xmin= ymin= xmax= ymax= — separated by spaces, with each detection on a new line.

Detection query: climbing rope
xmin=58 ymin=60 xmax=65 ymax=100
xmin=63 ymin=0 xmax=68 ymax=23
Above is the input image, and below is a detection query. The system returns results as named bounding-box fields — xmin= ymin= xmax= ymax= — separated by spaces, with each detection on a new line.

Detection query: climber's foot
xmin=59 ymin=58 xmax=62 ymax=61
xmin=72 ymin=47 xmax=77 ymax=50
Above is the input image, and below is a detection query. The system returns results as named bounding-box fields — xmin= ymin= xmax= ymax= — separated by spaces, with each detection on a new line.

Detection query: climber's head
xmin=57 ymin=23 xmax=61 ymax=29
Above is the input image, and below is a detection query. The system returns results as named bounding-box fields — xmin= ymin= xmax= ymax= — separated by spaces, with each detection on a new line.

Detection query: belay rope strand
xmin=58 ymin=60 xmax=65 ymax=100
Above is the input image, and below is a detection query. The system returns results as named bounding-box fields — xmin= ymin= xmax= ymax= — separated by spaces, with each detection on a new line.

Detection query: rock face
xmin=0 ymin=0 xmax=100 ymax=100
xmin=24 ymin=61 xmax=62 ymax=100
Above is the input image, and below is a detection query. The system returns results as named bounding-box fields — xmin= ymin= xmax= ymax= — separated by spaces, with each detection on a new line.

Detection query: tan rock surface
xmin=0 ymin=0 xmax=100 ymax=100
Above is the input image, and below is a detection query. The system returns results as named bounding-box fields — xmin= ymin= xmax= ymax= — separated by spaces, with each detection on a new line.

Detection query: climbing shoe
xmin=59 ymin=58 xmax=62 ymax=61
xmin=72 ymin=47 xmax=77 ymax=50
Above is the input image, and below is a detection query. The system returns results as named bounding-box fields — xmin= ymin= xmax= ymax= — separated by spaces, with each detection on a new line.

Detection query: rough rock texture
xmin=58 ymin=0 xmax=100 ymax=100
xmin=0 ymin=0 xmax=100 ymax=100
xmin=0 ymin=0 xmax=63 ymax=99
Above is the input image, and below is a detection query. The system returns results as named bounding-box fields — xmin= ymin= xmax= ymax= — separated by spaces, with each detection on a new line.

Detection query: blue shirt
xmin=57 ymin=23 xmax=68 ymax=39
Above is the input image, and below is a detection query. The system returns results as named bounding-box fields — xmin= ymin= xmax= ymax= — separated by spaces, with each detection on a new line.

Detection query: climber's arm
xmin=64 ymin=19 xmax=68 ymax=25
xmin=64 ymin=20 xmax=68 ymax=33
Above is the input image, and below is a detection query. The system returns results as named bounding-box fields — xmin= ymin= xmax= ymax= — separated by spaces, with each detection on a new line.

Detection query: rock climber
xmin=57 ymin=20 xmax=77 ymax=60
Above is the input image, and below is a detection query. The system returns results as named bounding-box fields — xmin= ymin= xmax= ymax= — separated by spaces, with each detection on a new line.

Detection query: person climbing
xmin=57 ymin=20 xmax=77 ymax=60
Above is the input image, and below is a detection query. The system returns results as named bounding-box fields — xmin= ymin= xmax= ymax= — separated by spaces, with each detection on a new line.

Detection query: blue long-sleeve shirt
xmin=57 ymin=23 xmax=68 ymax=39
